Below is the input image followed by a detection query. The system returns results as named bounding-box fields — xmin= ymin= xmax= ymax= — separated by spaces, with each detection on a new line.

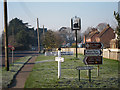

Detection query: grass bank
xmin=2 ymin=56 xmax=32 ymax=88
xmin=25 ymin=55 xmax=118 ymax=88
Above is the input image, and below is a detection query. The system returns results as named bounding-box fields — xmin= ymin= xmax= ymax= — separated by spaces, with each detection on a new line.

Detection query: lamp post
xmin=71 ymin=16 xmax=81 ymax=58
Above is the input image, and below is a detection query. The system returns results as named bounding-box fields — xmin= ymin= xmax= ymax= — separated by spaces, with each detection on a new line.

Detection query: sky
xmin=0 ymin=1 xmax=118 ymax=36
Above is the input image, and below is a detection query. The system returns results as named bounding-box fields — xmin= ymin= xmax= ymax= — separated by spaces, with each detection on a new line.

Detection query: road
xmin=1 ymin=51 xmax=40 ymax=66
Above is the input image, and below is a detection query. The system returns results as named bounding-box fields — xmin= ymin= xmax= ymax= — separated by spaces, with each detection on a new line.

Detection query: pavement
xmin=8 ymin=56 xmax=37 ymax=88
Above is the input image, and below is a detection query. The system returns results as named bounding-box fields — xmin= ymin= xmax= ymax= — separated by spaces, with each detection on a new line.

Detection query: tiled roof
xmin=97 ymin=26 xmax=113 ymax=37
xmin=86 ymin=30 xmax=99 ymax=39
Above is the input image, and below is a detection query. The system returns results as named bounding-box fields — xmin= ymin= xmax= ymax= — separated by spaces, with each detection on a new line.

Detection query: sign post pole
xmin=11 ymin=46 xmax=15 ymax=64
xmin=78 ymin=70 xmax=80 ymax=81
xmin=12 ymin=49 xmax=13 ymax=64
xmin=97 ymin=65 xmax=99 ymax=77
xmin=89 ymin=69 xmax=91 ymax=82
xmin=58 ymin=60 xmax=61 ymax=79
xmin=71 ymin=16 xmax=81 ymax=58
xmin=55 ymin=48 xmax=64 ymax=79
xmin=58 ymin=48 xmax=61 ymax=79
xmin=87 ymin=65 xmax=89 ymax=76
xmin=75 ymin=29 xmax=78 ymax=58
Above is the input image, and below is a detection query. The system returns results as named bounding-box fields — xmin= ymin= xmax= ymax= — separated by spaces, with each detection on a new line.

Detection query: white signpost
xmin=55 ymin=48 xmax=64 ymax=79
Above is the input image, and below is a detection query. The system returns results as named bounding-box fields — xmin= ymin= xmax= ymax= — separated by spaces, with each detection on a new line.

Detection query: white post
xmin=12 ymin=50 xmax=13 ymax=64
xmin=58 ymin=48 xmax=61 ymax=79
xmin=58 ymin=50 xmax=61 ymax=57
xmin=58 ymin=60 xmax=61 ymax=78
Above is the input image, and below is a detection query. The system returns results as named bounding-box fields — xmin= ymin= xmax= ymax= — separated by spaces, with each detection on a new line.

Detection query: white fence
xmin=45 ymin=51 xmax=73 ymax=56
xmin=58 ymin=48 xmax=120 ymax=60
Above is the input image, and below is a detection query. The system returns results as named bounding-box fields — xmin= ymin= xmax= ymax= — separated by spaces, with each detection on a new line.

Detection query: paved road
xmin=1 ymin=51 xmax=41 ymax=66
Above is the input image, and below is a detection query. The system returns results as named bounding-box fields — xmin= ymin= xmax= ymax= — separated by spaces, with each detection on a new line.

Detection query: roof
xmin=97 ymin=25 xmax=113 ymax=37
xmin=86 ymin=30 xmax=99 ymax=39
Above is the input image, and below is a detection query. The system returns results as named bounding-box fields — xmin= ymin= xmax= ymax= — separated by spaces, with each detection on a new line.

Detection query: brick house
xmin=96 ymin=24 xmax=115 ymax=48
xmin=86 ymin=29 xmax=99 ymax=42
xmin=83 ymin=28 xmax=99 ymax=43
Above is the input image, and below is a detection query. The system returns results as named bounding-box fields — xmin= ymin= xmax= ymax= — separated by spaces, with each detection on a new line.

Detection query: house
xmin=86 ymin=28 xmax=99 ymax=42
xmin=83 ymin=28 xmax=99 ymax=43
xmin=96 ymin=24 xmax=115 ymax=48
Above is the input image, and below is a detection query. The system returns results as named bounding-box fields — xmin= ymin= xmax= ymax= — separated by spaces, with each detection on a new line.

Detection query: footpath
xmin=9 ymin=56 xmax=37 ymax=88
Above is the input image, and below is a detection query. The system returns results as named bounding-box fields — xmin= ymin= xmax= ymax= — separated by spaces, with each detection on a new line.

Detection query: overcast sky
xmin=0 ymin=1 xmax=118 ymax=35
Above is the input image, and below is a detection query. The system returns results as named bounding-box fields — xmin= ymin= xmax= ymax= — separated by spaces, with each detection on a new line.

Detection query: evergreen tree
xmin=114 ymin=11 xmax=120 ymax=48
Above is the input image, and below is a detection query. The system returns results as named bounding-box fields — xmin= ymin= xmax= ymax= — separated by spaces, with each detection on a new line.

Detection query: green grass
xmin=25 ymin=55 xmax=119 ymax=88
xmin=2 ymin=56 xmax=32 ymax=88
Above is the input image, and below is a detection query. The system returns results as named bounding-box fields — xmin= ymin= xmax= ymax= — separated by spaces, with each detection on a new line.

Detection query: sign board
xmin=71 ymin=16 xmax=81 ymax=30
xmin=55 ymin=57 xmax=64 ymax=62
xmin=76 ymin=66 xmax=94 ymax=70
xmin=85 ymin=42 xmax=103 ymax=49
xmin=83 ymin=56 xmax=102 ymax=65
xmin=11 ymin=47 xmax=15 ymax=51
xmin=84 ymin=49 xmax=102 ymax=56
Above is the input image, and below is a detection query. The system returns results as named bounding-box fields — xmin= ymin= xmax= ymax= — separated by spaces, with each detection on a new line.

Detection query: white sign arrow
xmin=84 ymin=49 xmax=102 ymax=56
xmin=55 ymin=57 xmax=64 ymax=62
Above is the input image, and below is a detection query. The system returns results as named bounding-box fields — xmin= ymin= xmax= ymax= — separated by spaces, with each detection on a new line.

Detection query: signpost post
xmin=11 ymin=47 xmax=15 ymax=64
xmin=71 ymin=16 xmax=81 ymax=58
xmin=55 ymin=48 xmax=64 ymax=79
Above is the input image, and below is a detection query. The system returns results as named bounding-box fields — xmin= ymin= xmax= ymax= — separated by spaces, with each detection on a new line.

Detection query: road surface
xmin=1 ymin=51 xmax=40 ymax=66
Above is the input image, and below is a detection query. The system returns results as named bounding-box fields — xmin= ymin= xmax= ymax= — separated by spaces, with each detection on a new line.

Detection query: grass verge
xmin=2 ymin=56 xmax=32 ymax=88
xmin=25 ymin=55 xmax=118 ymax=88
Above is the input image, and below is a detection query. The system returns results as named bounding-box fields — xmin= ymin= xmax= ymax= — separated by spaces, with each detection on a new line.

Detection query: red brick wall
xmin=99 ymin=28 xmax=115 ymax=48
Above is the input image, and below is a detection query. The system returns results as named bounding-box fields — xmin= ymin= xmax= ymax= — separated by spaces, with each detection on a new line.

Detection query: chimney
xmin=107 ymin=24 xmax=110 ymax=27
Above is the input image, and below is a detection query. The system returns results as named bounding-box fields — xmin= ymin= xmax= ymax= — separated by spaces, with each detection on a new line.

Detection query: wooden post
xmin=97 ymin=65 xmax=99 ymax=77
xmin=37 ymin=18 xmax=40 ymax=53
xmin=89 ymin=69 xmax=91 ymax=82
xmin=4 ymin=0 xmax=9 ymax=71
xmin=79 ymin=70 xmax=80 ymax=81
xmin=87 ymin=65 xmax=89 ymax=76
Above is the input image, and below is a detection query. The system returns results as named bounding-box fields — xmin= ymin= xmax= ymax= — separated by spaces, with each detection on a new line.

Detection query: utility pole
xmin=4 ymin=0 xmax=9 ymax=71
xmin=37 ymin=18 xmax=40 ymax=53
xmin=43 ymin=25 xmax=45 ymax=39
xmin=43 ymin=25 xmax=44 ymax=35
xmin=85 ymin=31 xmax=86 ymax=44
